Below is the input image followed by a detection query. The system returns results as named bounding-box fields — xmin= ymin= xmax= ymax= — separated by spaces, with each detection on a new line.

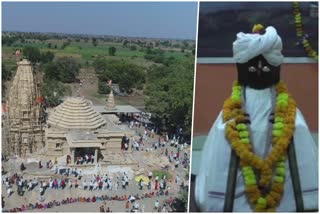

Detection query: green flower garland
xmin=223 ymin=81 xmax=296 ymax=211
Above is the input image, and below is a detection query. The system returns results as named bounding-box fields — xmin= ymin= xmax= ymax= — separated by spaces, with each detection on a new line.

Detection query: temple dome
xmin=48 ymin=97 xmax=106 ymax=130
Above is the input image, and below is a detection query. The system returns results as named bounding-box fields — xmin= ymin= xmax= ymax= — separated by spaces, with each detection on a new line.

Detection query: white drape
xmin=195 ymin=87 xmax=318 ymax=211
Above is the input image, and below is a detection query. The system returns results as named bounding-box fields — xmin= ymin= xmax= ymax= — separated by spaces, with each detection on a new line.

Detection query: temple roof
xmin=7 ymin=59 xmax=39 ymax=123
xmin=47 ymin=97 xmax=106 ymax=130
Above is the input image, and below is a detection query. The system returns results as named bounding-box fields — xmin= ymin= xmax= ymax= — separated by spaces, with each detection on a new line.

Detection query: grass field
xmin=2 ymin=39 xmax=188 ymax=66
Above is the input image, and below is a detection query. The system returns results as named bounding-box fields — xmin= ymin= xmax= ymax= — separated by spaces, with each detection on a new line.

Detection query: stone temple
xmin=6 ymin=59 xmax=43 ymax=157
xmin=46 ymin=97 xmax=134 ymax=165
xmin=4 ymin=59 xmax=136 ymax=167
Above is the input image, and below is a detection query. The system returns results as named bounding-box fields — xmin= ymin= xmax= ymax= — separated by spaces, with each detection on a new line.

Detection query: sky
xmin=2 ymin=2 xmax=198 ymax=40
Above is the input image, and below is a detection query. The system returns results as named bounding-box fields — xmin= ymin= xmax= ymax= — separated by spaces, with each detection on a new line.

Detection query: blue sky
xmin=2 ymin=2 xmax=198 ymax=40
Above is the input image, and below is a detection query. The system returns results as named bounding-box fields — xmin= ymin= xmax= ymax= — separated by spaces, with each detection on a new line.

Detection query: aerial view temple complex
xmin=5 ymin=59 xmax=134 ymax=166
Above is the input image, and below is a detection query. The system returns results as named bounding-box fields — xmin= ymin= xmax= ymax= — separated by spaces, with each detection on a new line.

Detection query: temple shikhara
xmin=5 ymin=59 xmax=44 ymax=157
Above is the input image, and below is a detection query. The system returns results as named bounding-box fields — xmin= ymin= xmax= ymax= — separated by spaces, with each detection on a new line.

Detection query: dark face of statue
xmin=236 ymin=55 xmax=280 ymax=89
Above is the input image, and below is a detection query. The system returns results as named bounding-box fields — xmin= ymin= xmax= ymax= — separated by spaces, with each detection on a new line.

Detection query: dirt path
xmin=68 ymin=67 xmax=145 ymax=107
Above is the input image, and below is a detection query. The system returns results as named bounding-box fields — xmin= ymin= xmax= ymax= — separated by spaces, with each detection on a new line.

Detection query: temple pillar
xmin=71 ymin=149 xmax=75 ymax=164
xmin=94 ymin=148 xmax=98 ymax=164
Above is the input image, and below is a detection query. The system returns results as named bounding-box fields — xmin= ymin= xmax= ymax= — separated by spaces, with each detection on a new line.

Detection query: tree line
xmin=93 ymin=57 xmax=145 ymax=94
xmin=144 ymin=58 xmax=194 ymax=140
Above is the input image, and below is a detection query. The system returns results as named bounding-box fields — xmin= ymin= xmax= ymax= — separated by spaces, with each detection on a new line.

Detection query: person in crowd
xmin=99 ymin=205 xmax=105 ymax=212
xmin=89 ymin=180 xmax=94 ymax=191
xmin=20 ymin=163 xmax=26 ymax=171
xmin=155 ymin=179 xmax=158 ymax=191
xmin=122 ymin=179 xmax=126 ymax=190
xmin=148 ymin=171 xmax=152 ymax=180
xmin=7 ymin=185 xmax=13 ymax=197
xmin=83 ymin=180 xmax=87 ymax=190
xmin=61 ymin=179 xmax=66 ymax=189
xmin=154 ymin=200 xmax=159 ymax=211
xmin=138 ymin=179 xmax=143 ymax=190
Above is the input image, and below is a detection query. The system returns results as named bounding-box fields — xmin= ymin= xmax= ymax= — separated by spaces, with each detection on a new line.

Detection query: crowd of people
xmin=2 ymin=112 xmax=189 ymax=212
xmin=2 ymin=166 xmax=174 ymax=201
xmin=2 ymin=191 xmax=172 ymax=213
xmin=75 ymin=154 xmax=95 ymax=165
xmin=2 ymin=168 xmax=176 ymax=212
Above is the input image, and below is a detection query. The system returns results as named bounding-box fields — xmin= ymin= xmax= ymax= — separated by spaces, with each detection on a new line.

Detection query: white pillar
xmin=94 ymin=148 xmax=98 ymax=164
xmin=71 ymin=149 xmax=75 ymax=165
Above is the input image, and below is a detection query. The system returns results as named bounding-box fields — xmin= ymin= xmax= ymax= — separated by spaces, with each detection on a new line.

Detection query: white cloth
xmin=233 ymin=26 xmax=284 ymax=66
xmin=195 ymin=87 xmax=318 ymax=211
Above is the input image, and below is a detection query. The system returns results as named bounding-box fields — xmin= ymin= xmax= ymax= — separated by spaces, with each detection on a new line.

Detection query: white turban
xmin=233 ymin=26 xmax=284 ymax=66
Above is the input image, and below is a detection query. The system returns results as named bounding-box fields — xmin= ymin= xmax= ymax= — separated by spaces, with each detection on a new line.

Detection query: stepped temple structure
xmin=46 ymin=97 xmax=134 ymax=165
xmin=6 ymin=59 xmax=43 ymax=157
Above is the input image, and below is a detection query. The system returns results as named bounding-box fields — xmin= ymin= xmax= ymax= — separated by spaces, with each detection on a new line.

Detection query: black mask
xmin=236 ymin=55 xmax=280 ymax=90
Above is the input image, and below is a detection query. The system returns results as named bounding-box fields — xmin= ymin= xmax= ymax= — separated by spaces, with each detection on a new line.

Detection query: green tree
xmin=98 ymin=80 xmax=111 ymax=94
xmin=163 ymin=56 xmax=177 ymax=66
xmin=92 ymin=38 xmax=98 ymax=47
xmin=2 ymin=36 xmax=17 ymax=46
xmin=2 ymin=63 xmax=12 ymax=82
xmin=61 ymin=41 xmax=71 ymax=49
xmin=2 ymin=63 xmax=11 ymax=96
xmin=147 ymin=42 xmax=154 ymax=49
xmin=144 ymin=49 xmax=165 ymax=64
xmin=43 ymin=62 xmax=60 ymax=81
xmin=55 ymin=57 xmax=80 ymax=83
xmin=98 ymin=60 xmax=145 ymax=93
xmin=92 ymin=57 xmax=107 ymax=74
xmin=182 ymin=41 xmax=189 ymax=49
xmin=47 ymin=43 xmax=52 ymax=49
xmin=130 ymin=45 xmax=137 ymax=51
xmin=41 ymin=80 xmax=66 ymax=107
xmin=145 ymin=58 xmax=194 ymax=139
xmin=41 ymin=51 xmax=55 ymax=64
xmin=109 ymin=46 xmax=116 ymax=56
xmin=23 ymin=46 xmax=41 ymax=64
xmin=43 ymin=57 xmax=80 ymax=83
xmin=123 ymin=40 xmax=129 ymax=47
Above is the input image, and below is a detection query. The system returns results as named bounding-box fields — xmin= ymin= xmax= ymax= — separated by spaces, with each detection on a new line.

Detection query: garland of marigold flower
xmin=292 ymin=2 xmax=318 ymax=60
xmin=223 ymin=81 xmax=296 ymax=212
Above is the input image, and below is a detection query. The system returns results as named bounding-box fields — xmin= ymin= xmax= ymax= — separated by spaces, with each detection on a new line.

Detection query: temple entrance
xmin=73 ymin=147 xmax=99 ymax=165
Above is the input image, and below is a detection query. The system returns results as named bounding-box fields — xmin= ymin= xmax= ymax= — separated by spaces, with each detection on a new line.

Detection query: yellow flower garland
xmin=292 ymin=2 xmax=318 ymax=61
xmin=223 ymin=81 xmax=296 ymax=212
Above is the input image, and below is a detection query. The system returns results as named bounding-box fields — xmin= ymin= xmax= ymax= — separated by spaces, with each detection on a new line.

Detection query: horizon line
xmin=2 ymin=30 xmax=196 ymax=42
